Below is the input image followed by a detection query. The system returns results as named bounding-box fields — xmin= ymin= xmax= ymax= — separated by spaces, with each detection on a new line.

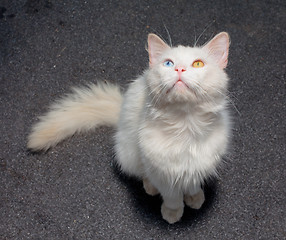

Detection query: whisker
xmin=150 ymin=83 xmax=167 ymax=106
xmin=153 ymin=84 xmax=169 ymax=106
xmin=211 ymin=89 xmax=241 ymax=116
xmin=226 ymin=96 xmax=241 ymax=116
xmin=225 ymin=90 xmax=239 ymax=102
xmin=190 ymin=81 xmax=215 ymax=104
xmin=148 ymin=83 xmax=163 ymax=96
xmin=203 ymin=84 xmax=241 ymax=116
xmin=193 ymin=21 xmax=197 ymax=48
xmin=162 ymin=21 xmax=172 ymax=47
xmin=194 ymin=20 xmax=215 ymax=47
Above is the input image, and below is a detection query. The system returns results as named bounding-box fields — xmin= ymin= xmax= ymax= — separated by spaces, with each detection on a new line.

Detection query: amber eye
xmin=192 ymin=60 xmax=204 ymax=68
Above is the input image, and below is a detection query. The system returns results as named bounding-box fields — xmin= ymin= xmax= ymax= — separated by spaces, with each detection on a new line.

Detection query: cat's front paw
xmin=143 ymin=178 xmax=159 ymax=196
xmin=161 ymin=203 xmax=184 ymax=224
xmin=184 ymin=189 xmax=205 ymax=209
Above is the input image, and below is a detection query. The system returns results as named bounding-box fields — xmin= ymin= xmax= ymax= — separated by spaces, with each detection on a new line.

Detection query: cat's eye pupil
xmin=164 ymin=60 xmax=174 ymax=67
xmin=192 ymin=60 xmax=204 ymax=68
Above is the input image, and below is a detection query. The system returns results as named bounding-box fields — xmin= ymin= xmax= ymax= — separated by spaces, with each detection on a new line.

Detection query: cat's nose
xmin=175 ymin=66 xmax=186 ymax=73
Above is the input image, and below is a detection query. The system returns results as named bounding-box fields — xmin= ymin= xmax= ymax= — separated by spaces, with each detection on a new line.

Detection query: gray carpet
xmin=1 ymin=0 xmax=285 ymax=239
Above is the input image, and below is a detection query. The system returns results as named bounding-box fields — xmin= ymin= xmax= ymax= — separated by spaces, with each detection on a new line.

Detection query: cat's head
xmin=146 ymin=32 xmax=230 ymax=107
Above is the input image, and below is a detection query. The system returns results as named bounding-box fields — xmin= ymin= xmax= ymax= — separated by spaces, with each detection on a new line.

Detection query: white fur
xmin=28 ymin=83 xmax=122 ymax=151
xmin=28 ymin=32 xmax=231 ymax=224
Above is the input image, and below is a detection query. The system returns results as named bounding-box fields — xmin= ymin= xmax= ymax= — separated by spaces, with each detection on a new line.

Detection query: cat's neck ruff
xmin=147 ymin=93 xmax=227 ymax=118
xmin=145 ymin=99 xmax=226 ymax=139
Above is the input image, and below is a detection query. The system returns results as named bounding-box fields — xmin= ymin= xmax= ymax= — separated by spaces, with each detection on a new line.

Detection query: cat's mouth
xmin=167 ymin=79 xmax=190 ymax=94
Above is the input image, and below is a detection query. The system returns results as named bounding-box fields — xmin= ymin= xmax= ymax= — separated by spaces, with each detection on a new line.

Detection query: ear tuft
xmin=203 ymin=32 xmax=230 ymax=69
xmin=148 ymin=34 xmax=170 ymax=67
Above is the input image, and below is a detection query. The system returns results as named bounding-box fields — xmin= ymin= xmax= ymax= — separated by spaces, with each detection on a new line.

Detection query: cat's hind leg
xmin=114 ymin=129 xmax=144 ymax=178
xmin=143 ymin=178 xmax=159 ymax=196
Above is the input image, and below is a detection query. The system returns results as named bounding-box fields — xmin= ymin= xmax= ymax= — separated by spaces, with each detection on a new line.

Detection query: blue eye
xmin=163 ymin=60 xmax=174 ymax=67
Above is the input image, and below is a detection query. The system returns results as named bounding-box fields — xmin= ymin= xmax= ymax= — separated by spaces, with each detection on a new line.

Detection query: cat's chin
xmin=165 ymin=82 xmax=200 ymax=104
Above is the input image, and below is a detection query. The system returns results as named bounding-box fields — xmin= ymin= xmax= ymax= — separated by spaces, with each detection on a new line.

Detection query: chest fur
xmin=138 ymin=110 xmax=227 ymax=181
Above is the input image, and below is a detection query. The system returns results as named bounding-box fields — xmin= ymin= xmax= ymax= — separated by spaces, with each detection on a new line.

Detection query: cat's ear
xmin=148 ymin=34 xmax=170 ymax=67
xmin=203 ymin=32 xmax=230 ymax=69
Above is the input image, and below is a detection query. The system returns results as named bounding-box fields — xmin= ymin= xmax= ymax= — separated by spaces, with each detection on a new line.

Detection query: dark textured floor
xmin=1 ymin=0 xmax=285 ymax=239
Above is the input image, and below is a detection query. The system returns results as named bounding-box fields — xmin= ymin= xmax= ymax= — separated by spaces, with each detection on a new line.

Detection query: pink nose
xmin=175 ymin=66 xmax=186 ymax=73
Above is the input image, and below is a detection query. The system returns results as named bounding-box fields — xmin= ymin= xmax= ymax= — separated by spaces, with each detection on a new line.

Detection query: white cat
xmin=28 ymin=32 xmax=231 ymax=224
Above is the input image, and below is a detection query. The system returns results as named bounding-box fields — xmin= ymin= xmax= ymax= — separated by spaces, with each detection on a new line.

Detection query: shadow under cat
xmin=112 ymin=161 xmax=218 ymax=227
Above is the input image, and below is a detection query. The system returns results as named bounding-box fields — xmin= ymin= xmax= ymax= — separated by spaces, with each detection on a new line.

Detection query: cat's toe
xmin=184 ymin=189 xmax=205 ymax=209
xmin=161 ymin=203 xmax=184 ymax=224
xmin=143 ymin=178 xmax=159 ymax=196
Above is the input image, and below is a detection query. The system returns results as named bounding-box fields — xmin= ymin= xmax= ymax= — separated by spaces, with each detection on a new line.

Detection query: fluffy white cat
xmin=28 ymin=32 xmax=231 ymax=224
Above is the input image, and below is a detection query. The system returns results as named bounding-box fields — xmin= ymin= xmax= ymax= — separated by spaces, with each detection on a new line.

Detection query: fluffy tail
xmin=27 ymin=82 xmax=122 ymax=151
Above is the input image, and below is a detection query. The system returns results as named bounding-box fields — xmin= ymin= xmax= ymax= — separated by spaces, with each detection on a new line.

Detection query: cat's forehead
xmin=161 ymin=45 xmax=207 ymax=62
